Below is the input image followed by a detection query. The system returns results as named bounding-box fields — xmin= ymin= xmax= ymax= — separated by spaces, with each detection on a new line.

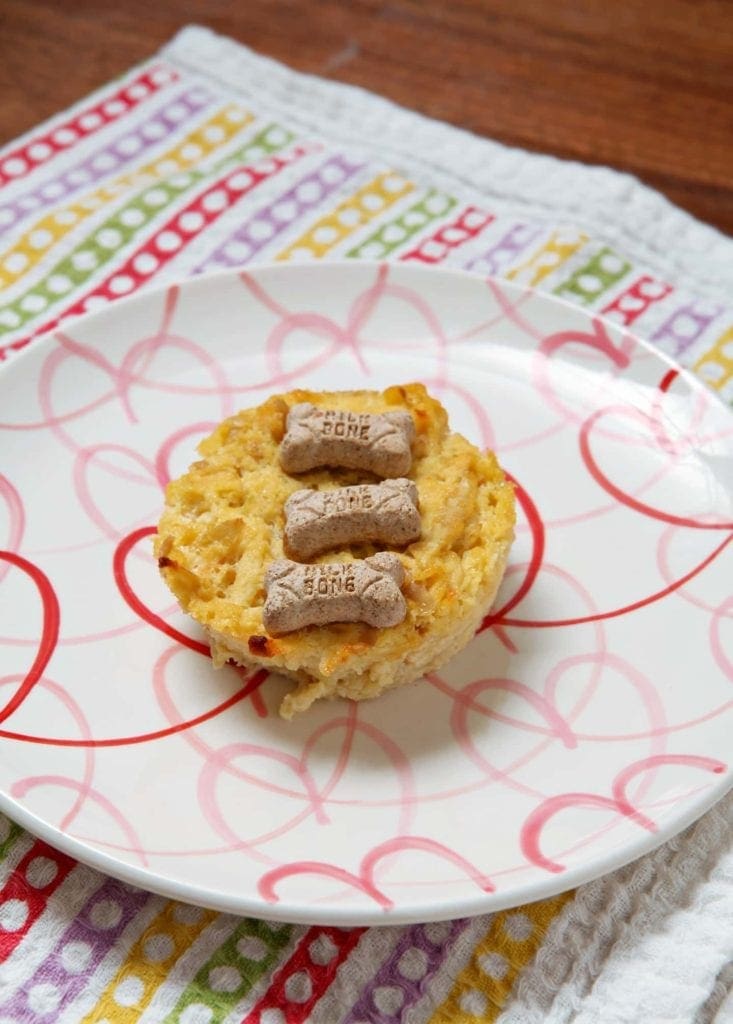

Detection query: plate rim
xmin=1 ymin=773 xmax=729 ymax=926
xmin=0 ymin=259 xmax=731 ymax=926
xmin=4 ymin=258 xmax=732 ymax=422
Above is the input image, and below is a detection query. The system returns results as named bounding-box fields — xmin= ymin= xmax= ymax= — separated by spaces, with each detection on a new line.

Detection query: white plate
xmin=0 ymin=261 xmax=731 ymax=925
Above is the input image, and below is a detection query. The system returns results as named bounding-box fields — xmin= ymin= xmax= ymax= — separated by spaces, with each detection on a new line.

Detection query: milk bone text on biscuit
xmin=262 ymin=552 xmax=407 ymax=634
xmin=284 ymin=479 xmax=420 ymax=559
xmin=279 ymin=403 xmax=415 ymax=476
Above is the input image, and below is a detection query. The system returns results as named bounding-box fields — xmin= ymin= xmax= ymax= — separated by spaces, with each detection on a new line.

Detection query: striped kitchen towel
xmin=0 ymin=24 xmax=731 ymax=1024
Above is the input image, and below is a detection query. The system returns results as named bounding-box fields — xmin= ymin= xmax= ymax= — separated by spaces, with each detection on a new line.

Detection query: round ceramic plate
xmin=0 ymin=261 xmax=731 ymax=925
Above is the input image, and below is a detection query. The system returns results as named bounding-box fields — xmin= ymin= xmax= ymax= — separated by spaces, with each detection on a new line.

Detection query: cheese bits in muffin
xmin=155 ymin=383 xmax=515 ymax=718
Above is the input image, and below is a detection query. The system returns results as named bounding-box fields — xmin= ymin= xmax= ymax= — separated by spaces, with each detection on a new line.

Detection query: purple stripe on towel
xmin=464 ymin=223 xmax=543 ymax=276
xmin=651 ymin=300 xmax=724 ymax=358
xmin=342 ymin=918 xmax=470 ymax=1024
xmin=195 ymin=153 xmax=366 ymax=271
xmin=0 ymin=875 xmax=151 ymax=1021
xmin=0 ymin=87 xmax=213 ymax=235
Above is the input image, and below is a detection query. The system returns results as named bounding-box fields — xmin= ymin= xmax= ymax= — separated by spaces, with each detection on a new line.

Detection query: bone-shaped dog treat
xmin=279 ymin=403 xmax=415 ymax=476
xmin=284 ymin=479 xmax=420 ymax=559
xmin=263 ymin=552 xmax=406 ymax=634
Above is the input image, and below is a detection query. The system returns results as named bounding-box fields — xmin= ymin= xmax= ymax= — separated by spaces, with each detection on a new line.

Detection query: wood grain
xmin=1 ymin=0 xmax=731 ymax=233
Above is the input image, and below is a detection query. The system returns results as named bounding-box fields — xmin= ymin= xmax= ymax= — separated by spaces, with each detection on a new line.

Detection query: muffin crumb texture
xmin=155 ymin=383 xmax=515 ymax=718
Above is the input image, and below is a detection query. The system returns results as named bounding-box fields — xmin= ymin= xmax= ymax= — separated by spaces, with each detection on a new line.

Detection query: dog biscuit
xmin=279 ymin=403 xmax=414 ymax=476
xmin=284 ymin=479 xmax=420 ymax=559
xmin=263 ymin=552 xmax=406 ymax=634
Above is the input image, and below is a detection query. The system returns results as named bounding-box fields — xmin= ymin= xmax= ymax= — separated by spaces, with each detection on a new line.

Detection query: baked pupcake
xmin=155 ymin=383 xmax=515 ymax=718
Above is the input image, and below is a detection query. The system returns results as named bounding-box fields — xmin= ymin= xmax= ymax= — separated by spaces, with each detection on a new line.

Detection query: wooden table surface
xmin=2 ymin=0 xmax=732 ymax=235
